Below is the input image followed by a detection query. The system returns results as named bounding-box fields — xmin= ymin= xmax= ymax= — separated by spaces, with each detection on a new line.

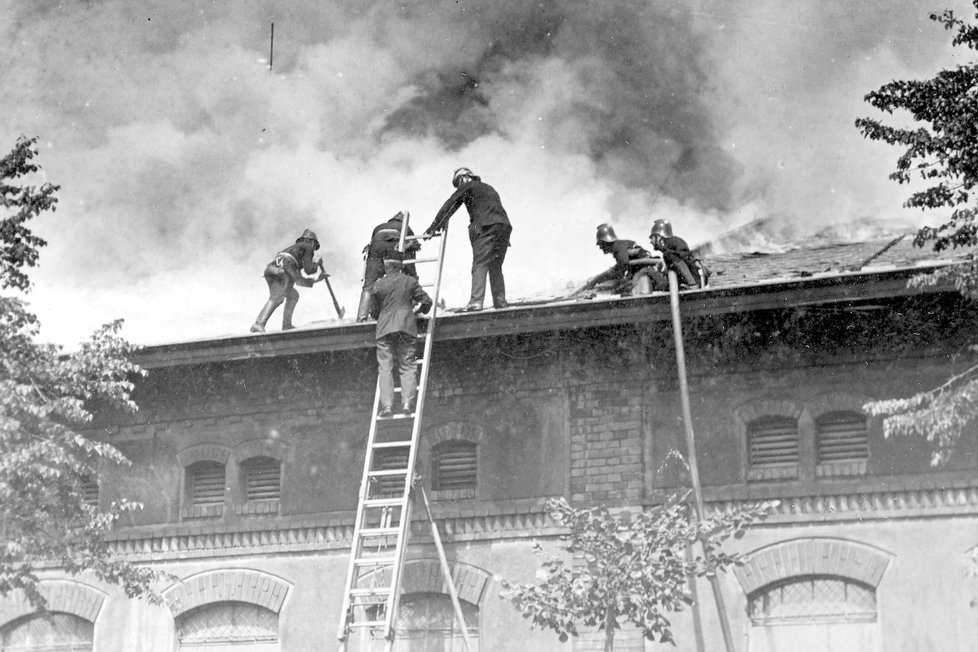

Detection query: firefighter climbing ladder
xmin=337 ymin=219 xmax=472 ymax=652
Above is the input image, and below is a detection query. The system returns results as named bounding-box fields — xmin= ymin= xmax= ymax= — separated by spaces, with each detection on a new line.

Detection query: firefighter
xmin=648 ymin=219 xmax=709 ymax=288
xmin=580 ymin=223 xmax=668 ymax=295
xmin=356 ymin=211 xmax=420 ymax=322
xmin=422 ymin=167 xmax=512 ymax=312
xmin=250 ymin=229 xmax=325 ymax=333
xmin=369 ymin=251 xmax=433 ymax=417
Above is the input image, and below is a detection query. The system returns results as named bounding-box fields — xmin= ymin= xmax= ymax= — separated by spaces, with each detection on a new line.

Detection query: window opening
xmin=432 ymin=441 xmax=477 ymax=492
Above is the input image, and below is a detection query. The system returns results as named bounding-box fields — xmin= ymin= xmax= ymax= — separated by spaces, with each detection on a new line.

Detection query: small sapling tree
xmin=501 ymin=494 xmax=773 ymax=651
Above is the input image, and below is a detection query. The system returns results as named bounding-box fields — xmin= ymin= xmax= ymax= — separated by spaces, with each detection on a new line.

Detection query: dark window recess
xmin=432 ymin=441 xmax=477 ymax=491
xmin=373 ymin=449 xmax=410 ymax=496
xmin=243 ymin=457 xmax=281 ymax=501
xmin=80 ymin=476 xmax=99 ymax=507
xmin=748 ymin=416 xmax=799 ymax=467
xmin=188 ymin=461 xmax=226 ymax=507
xmin=817 ymin=412 xmax=869 ymax=463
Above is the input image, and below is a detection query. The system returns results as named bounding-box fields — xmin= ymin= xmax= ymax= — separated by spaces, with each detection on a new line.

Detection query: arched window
xmin=242 ymin=457 xmax=281 ymax=502
xmin=185 ymin=460 xmax=226 ymax=518
xmin=0 ymin=611 xmax=93 ymax=651
xmin=176 ymin=601 xmax=278 ymax=652
xmin=394 ymin=593 xmax=479 ymax=652
xmin=747 ymin=575 xmax=879 ymax=652
xmin=816 ymin=411 xmax=868 ymax=476
xmin=747 ymin=416 xmax=799 ymax=480
xmin=432 ymin=441 xmax=477 ymax=494
xmin=749 ymin=576 xmax=876 ymax=625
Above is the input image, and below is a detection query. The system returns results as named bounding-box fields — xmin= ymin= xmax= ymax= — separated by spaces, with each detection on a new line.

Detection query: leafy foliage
xmin=500 ymin=495 xmax=773 ymax=650
xmin=855 ymin=4 xmax=978 ymax=463
xmin=1 ymin=137 xmax=56 ymax=292
xmin=0 ymin=137 xmax=163 ymax=607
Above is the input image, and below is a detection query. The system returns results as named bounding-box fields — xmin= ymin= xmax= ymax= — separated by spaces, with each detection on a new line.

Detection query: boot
xmin=281 ymin=302 xmax=296 ymax=331
xmin=251 ymin=299 xmax=278 ymax=333
xmin=356 ymin=290 xmax=374 ymax=323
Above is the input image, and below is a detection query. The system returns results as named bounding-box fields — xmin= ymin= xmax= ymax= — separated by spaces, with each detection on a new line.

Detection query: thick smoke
xmin=0 ymin=0 xmax=970 ymax=345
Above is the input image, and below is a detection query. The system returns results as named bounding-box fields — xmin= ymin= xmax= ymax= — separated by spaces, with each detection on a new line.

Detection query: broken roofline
xmin=135 ymin=262 xmax=956 ymax=370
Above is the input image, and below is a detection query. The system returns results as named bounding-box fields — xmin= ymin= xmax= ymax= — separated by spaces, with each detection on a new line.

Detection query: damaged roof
xmin=135 ymin=233 xmax=971 ymax=369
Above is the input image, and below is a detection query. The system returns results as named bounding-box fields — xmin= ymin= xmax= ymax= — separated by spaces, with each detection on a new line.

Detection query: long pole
xmin=269 ymin=23 xmax=274 ymax=72
xmin=419 ymin=486 xmax=472 ymax=652
xmin=667 ymin=270 xmax=736 ymax=652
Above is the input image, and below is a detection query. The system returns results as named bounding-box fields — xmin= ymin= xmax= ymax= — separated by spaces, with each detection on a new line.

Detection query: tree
xmin=0 ymin=136 xmax=162 ymax=607
xmin=500 ymin=494 xmax=773 ymax=651
xmin=855 ymin=3 xmax=978 ymax=465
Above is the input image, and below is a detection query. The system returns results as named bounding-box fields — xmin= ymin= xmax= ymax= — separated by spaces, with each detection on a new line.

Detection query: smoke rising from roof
xmin=1 ymin=0 xmax=969 ymax=344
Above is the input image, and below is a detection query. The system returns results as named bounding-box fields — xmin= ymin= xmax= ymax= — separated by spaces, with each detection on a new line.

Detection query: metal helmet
xmin=595 ymin=223 xmax=618 ymax=244
xmin=649 ymin=219 xmax=673 ymax=239
xmin=297 ymin=228 xmax=321 ymax=250
xmin=452 ymin=167 xmax=474 ymax=187
xmin=390 ymin=210 xmax=409 ymax=222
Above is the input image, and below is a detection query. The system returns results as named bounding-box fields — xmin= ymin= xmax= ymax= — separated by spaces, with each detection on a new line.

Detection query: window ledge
xmin=748 ymin=466 xmax=799 ymax=482
xmin=182 ymin=504 xmax=224 ymax=519
xmin=432 ymin=487 xmax=476 ymax=501
xmin=236 ymin=499 xmax=281 ymax=516
xmin=816 ymin=460 xmax=868 ymax=478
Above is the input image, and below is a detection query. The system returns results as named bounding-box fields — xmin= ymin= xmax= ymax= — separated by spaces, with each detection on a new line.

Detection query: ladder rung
xmin=420 ymin=283 xmax=435 ymax=288
xmin=350 ymin=587 xmax=392 ymax=597
xmin=378 ymin=412 xmax=414 ymax=421
xmin=353 ymin=555 xmax=397 ymax=565
xmin=371 ymin=441 xmax=412 ymax=449
xmin=367 ymin=469 xmax=409 ymax=477
xmin=359 ymin=528 xmax=399 ymax=538
xmin=363 ymin=498 xmax=404 ymax=507
xmin=347 ymin=620 xmax=388 ymax=628
xmin=403 ymin=257 xmax=439 ymax=264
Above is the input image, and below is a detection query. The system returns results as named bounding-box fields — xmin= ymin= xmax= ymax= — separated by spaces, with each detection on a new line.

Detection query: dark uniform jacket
xmin=369 ymin=219 xmax=419 ymax=256
xmin=273 ymin=241 xmax=319 ymax=286
xmin=372 ymin=271 xmax=433 ymax=340
xmin=656 ymin=236 xmax=696 ymax=270
xmin=425 ymin=176 xmax=510 ymax=234
xmin=607 ymin=239 xmax=654 ymax=280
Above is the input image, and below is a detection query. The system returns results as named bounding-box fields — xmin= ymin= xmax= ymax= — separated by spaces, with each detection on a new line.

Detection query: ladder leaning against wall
xmin=336 ymin=216 xmax=472 ymax=652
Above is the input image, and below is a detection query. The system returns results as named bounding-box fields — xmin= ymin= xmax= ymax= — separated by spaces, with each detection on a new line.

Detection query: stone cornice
xmin=107 ymin=498 xmax=561 ymax=562
xmin=104 ymin=479 xmax=978 ymax=562
xmin=703 ymin=481 xmax=978 ymax=524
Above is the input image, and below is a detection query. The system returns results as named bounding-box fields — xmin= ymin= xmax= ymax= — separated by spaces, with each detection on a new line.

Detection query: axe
xmin=317 ymin=261 xmax=346 ymax=319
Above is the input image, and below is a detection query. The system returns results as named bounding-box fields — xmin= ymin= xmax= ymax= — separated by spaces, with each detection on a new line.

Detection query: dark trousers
xmin=254 ymin=264 xmax=299 ymax=328
xmin=376 ymin=332 xmax=418 ymax=410
xmin=468 ymin=223 xmax=511 ymax=307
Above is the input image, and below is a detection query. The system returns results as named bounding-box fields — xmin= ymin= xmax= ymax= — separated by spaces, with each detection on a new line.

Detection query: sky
xmin=1 ymin=0 xmax=974 ymax=347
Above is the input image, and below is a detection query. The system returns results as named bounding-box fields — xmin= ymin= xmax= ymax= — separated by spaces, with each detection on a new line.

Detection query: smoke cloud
xmin=0 ymin=0 xmax=970 ymax=345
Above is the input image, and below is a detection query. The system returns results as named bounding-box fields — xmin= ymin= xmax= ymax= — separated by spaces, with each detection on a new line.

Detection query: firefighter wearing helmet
xmin=250 ymin=229 xmax=326 ymax=333
xmin=648 ymin=219 xmax=709 ymax=288
xmin=356 ymin=210 xmax=421 ymax=322
xmin=422 ymin=167 xmax=512 ymax=312
xmin=579 ymin=223 xmax=668 ymax=296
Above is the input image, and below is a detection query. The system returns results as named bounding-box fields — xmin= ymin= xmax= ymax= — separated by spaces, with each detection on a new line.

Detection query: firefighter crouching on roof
xmin=648 ymin=219 xmax=709 ymax=289
xmin=579 ymin=223 xmax=669 ymax=296
xmin=250 ymin=229 xmax=325 ymax=333
xmin=357 ymin=210 xmax=420 ymax=323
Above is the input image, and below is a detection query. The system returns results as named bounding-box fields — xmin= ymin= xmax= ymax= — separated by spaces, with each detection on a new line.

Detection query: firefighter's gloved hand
xmin=421 ymin=231 xmax=434 ymax=241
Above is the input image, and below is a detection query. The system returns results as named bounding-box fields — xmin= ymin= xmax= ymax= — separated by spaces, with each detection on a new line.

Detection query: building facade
xmin=3 ymin=249 xmax=978 ymax=652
